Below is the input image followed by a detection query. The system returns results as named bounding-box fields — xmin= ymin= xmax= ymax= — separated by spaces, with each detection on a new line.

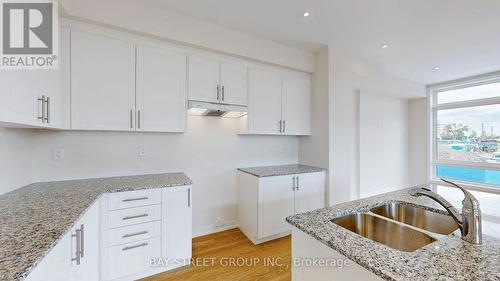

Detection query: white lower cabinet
xmin=25 ymin=201 xmax=100 ymax=281
xmin=163 ymin=185 xmax=193 ymax=268
xmin=237 ymin=171 xmax=326 ymax=244
xmin=101 ymin=186 xmax=192 ymax=281
xmin=25 ymin=186 xmax=192 ymax=281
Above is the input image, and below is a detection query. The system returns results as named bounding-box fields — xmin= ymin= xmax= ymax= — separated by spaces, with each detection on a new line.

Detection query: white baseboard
xmin=193 ymin=220 xmax=238 ymax=238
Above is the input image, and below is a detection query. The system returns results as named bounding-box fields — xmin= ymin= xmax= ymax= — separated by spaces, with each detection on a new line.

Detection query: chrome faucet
xmin=410 ymin=179 xmax=482 ymax=244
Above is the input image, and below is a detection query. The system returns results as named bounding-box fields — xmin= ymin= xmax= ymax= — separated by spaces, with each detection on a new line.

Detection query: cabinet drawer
xmin=108 ymin=237 xmax=161 ymax=280
xmin=108 ymin=189 xmax=161 ymax=210
xmin=108 ymin=204 xmax=161 ymax=229
xmin=108 ymin=221 xmax=161 ymax=246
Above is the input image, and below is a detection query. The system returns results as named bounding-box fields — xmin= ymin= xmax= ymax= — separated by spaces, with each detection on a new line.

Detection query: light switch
xmin=139 ymin=145 xmax=148 ymax=156
xmin=54 ymin=149 xmax=65 ymax=161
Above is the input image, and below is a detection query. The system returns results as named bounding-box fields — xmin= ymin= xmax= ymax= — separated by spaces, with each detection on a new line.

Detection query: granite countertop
xmin=237 ymin=164 xmax=325 ymax=177
xmin=286 ymin=186 xmax=500 ymax=281
xmin=0 ymin=173 xmax=192 ymax=281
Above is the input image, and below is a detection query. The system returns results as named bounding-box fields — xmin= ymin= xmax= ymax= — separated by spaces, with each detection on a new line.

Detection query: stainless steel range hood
xmin=188 ymin=101 xmax=247 ymax=118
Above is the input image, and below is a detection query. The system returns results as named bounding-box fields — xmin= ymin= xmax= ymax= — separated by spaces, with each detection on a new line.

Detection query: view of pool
xmin=437 ymin=165 xmax=500 ymax=186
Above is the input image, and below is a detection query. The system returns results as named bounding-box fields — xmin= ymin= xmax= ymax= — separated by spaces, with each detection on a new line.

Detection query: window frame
xmin=428 ymin=71 xmax=500 ymax=194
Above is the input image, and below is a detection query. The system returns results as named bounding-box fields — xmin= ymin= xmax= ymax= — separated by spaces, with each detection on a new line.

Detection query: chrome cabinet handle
xmin=44 ymin=96 xmax=50 ymax=123
xmin=122 ymin=197 xmax=149 ymax=202
xmin=292 ymin=176 xmax=296 ymax=191
xmin=130 ymin=109 xmax=133 ymax=129
xmin=296 ymin=176 xmax=300 ymax=190
xmin=188 ymin=188 xmax=191 ymax=207
xmin=38 ymin=95 xmax=45 ymax=122
xmin=137 ymin=110 xmax=141 ymax=129
xmin=122 ymin=230 xmax=148 ymax=238
xmin=71 ymin=224 xmax=84 ymax=265
xmin=122 ymin=242 xmax=148 ymax=251
xmin=279 ymin=120 xmax=282 ymax=133
xmin=80 ymin=224 xmax=84 ymax=258
xmin=216 ymin=85 xmax=220 ymax=101
xmin=283 ymin=120 xmax=286 ymax=133
xmin=221 ymin=85 xmax=225 ymax=101
xmin=122 ymin=213 xmax=148 ymax=220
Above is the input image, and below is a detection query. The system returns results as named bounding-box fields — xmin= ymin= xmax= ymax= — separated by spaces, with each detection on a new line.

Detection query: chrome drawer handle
xmin=122 ymin=230 xmax=148 ymax=238
xmin=122 ymin=197 xmax=149 ymax=202
xmin=122 ymin=214 xmax=148 ymax=220
xmin=122 ymin=242 xmax=148 ymax=251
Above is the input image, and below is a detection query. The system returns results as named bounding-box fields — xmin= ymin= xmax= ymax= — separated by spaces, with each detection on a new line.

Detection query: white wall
xmin=329 ymin=47 xmax=425 ymax=204
xmin=358 ymin=93 xmax=410 ymax=198
xmin=0 ymin=128 xmax=35 ymax=194
xmin=33 ymin=116 xmax=298 ymax=236
xmin=59 ymin=0 xmax=314 ymax=72
xmin=409 ymin=98 xmax=429 ymax=186
xmin=298 ymin=47 xmax=331 ymax=202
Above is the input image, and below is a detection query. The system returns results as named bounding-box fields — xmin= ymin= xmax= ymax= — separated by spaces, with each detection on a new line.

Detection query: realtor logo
xmin=1 ymin=0 xmax=58 ymax=69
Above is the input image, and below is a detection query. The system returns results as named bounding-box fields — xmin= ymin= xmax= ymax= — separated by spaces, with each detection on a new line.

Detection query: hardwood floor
xmin=142 ymin=228 xmax=291 ymax=281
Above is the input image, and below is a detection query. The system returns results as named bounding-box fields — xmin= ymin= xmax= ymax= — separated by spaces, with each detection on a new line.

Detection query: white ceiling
xmin=144 ymin=0 xmax=500 ymax=85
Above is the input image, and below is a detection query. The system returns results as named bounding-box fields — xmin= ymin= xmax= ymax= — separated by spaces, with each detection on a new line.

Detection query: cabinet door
xmin=258 ymin=175 xmax=293 ymax=238
xmin=73 ymin=200 xmax=100 ymax=280
xmin=188 ymin=55 xmax=220 ymax=103
xmin=71 ymin=30 xmax=136 ymax=131
xmin=0 ymin=68 xmax=59 ymax=127
xmin=136 ymin=45 xmax=187 ymax=132
xmin=294 ymin=172 xmax=326 ymax=214
xmin=163 ymin=185 xmax=192 ymax=268
xmin=247 ymin=67 xmax=283 ymax=135
xmin=25 ymin=201 xmax=99 ymax=281
xmin=220 ymin=60 xmax=247 ymax=106
xmin=282 ymin=72 xmax=311 ymax=135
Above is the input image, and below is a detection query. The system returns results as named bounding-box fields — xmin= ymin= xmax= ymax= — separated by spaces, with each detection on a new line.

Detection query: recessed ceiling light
xmin=433 ymin=66 xmax=440 ymax=70
xmin=302 ymin=11 xmax=311 ymax=17
xmin=381 ymin=44 xmax=389 ymax=49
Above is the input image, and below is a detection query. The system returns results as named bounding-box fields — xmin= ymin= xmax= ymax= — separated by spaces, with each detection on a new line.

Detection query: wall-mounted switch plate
xmin=139 ymin=145 xmax=148 ymax=156
xmin=54 ymin=149 xmax=65 ymax=161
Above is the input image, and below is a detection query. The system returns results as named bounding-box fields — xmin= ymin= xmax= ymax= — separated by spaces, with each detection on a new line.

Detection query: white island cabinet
xmin=237 ymin=169 xmax=325 ymax=244
xmin=292 ymin=227 xmax=383 ymax=281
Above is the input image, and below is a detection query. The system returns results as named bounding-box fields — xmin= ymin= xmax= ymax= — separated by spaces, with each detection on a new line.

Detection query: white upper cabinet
xmin=220 ymin=60 xmax=247 ymax=106
xmin=188 ymin=55 xmax=220 ymax=103
xmin=70 ymin=30 xmax=136 ymax=131
xmin=136 ymin=44 xmax=187 ymax=132
xmin=188 ymin=55 xmax=248 ymax=106
xmin=282 ymin=72 xmax=311 ymax=135
xmin=246 ymin=67 xmax=283 ymax=135
xmin=0 ymin=30 xmax=62 ymax=128
xmin=242 ymin=66 xmax=311 ymax=136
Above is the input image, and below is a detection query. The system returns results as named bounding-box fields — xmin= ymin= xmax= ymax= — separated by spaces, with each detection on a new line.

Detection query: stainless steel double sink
xmin=331 ymin=202 xmax=459 ymax=252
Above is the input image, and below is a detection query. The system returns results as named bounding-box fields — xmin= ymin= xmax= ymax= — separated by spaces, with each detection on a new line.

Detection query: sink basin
xmin=370 ymin=202 xmax=459 ymax=235
xmin=331 ymin=213 xmax=436 ymax=252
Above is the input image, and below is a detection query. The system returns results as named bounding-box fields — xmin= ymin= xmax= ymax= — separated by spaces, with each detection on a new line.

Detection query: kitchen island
xmin=286 ymin=185 xmax=500 ymax=281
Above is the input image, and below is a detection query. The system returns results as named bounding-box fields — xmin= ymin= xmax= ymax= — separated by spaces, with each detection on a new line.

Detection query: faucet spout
xmin=410 ymin=179 xmax=482 ymax=244
xmin=410 ymin=187 xmax=463 ymax=230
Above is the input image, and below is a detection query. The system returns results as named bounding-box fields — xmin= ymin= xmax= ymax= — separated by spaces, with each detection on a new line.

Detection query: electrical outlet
xmin=53 ymin=149 xmax=65 ymax=161
xmin=139 ymin=145 xmax=148 ymax=156
xmin=214 ymin=216 xmax=225 ymax=228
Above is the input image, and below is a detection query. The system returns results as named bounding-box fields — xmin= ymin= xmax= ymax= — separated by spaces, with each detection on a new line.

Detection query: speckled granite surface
xmin=286 ymin=186 xmax=500 ymax=281
xmin=0 ymin=173 xmax=192 ymax=281
xmin=238 ymin=164 xmax=325 ymax=177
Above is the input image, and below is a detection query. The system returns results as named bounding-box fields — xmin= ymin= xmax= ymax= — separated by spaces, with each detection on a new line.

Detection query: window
xmin=429 ymin=74 xmax=500 ymax=189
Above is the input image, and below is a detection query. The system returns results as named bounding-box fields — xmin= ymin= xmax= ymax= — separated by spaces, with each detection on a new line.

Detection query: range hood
xmin=188 ymin=101 xmax=247 ymax=118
